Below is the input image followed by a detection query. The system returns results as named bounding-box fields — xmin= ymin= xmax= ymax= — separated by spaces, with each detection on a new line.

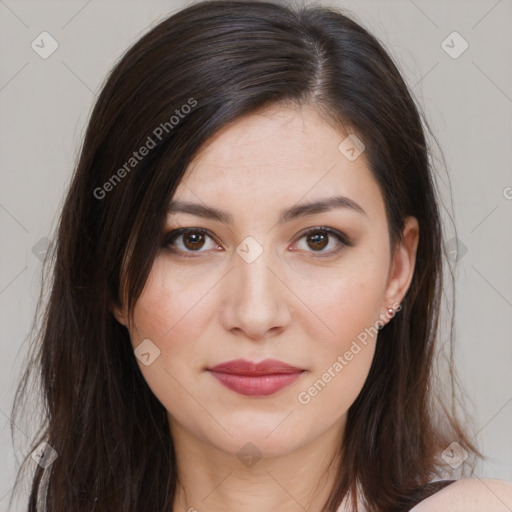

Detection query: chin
xmin=175 ymin=410 xmax=310 ymax=459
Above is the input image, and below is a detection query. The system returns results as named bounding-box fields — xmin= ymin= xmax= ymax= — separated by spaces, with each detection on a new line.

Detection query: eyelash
xmin=161 ymin=226 xmax=353 ymax=259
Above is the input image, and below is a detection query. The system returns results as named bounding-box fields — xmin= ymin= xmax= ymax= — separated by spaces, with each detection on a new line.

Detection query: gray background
xmin=1 ymin=0 xmax=511 ymax=509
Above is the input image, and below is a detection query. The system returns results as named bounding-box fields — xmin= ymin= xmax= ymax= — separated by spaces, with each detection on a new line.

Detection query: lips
xmin=207 ymin=358 xmax=305 ymax=396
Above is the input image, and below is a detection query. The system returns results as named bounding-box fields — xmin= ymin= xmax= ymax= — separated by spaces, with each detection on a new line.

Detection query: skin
xmin=411 ymin=479 xmax=512 ymax=511
xmin=113 ymin=104 xmax=422 ymax=511
xmin=113 ymin=104 xmax=512 ymax=511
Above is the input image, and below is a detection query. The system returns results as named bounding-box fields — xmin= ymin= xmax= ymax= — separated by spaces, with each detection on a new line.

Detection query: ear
xmin=382 ymin=216 xmax=419 ymax=309
xmin=111 ymin=301 xmax=129 ymax=327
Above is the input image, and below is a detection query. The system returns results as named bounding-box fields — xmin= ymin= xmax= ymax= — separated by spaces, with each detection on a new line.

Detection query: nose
xmin=220 ymin=240 xmax=293 ymax=341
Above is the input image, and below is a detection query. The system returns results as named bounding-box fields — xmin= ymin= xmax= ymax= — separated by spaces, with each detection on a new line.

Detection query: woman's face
xmin=114 ymin=105 xmax=418 ymax=458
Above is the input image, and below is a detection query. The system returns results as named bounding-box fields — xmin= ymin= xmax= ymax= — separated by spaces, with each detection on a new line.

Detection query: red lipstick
xmin=208 ymin=359 xmax=304 ymax=396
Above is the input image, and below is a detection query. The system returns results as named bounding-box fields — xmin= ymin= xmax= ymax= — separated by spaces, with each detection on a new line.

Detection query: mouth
xmin=207 ymin=358 xmax=305 ymax=397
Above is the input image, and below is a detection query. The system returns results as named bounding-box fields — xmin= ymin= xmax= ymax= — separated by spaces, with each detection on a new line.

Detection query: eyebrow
xmin=167 ymin=196 xmax=366 ymax=225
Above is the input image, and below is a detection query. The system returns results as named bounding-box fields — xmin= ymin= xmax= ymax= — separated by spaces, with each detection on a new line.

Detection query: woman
xmin=10 ymin=1 xmax=512 ymax=511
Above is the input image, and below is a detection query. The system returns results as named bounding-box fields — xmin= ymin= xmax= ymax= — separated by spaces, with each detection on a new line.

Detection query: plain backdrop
xmin=1 ymin=0 xmax=511 ymax=509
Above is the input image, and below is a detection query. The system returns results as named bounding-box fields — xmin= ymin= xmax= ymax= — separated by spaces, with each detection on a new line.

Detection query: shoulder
xmin=410 ymin=478 xmax=512 ymax=511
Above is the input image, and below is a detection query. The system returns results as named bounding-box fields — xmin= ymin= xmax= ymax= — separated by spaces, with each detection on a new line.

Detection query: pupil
xmin=309 ymin=232 xmax=327 ymax=250
xmin=185 ymin=232 xmax=204 ymax=250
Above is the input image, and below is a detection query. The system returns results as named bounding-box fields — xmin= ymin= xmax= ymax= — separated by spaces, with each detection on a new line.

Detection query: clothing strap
xmin=394 ymin=479 xmax=456 ymax=511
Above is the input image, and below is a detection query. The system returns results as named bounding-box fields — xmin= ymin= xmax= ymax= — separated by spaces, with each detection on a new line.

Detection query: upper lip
xmin=208 ymin=358 xmax=304 ymax=376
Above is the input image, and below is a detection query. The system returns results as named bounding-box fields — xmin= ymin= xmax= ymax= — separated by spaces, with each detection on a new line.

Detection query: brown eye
xmin=306 ymin=231 xmax=329 ymax=251
xmin=294 ymin=227 xmax=352 ymax=257
xmin=182 ymin=231 xmax=206 ymax=250
xmin=163 ymin=228 xmax=219 ymax=256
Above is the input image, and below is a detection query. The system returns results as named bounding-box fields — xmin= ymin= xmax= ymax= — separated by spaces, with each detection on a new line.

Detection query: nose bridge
xmin=223 ymin=234 xmax=290 ymax=338
xmin=234 ymin=235 xmax=278 ymax=302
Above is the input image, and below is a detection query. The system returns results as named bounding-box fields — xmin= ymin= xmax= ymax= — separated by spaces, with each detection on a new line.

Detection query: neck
xmin=170 ymin=416 xmax=351 ymax=512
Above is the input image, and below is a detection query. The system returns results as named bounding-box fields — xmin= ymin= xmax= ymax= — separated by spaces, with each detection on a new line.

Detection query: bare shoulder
xmin=410 ymin=478 xmax=512 ymax=512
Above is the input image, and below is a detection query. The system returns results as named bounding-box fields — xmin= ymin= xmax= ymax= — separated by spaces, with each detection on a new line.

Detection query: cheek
xmin=126 ymin=258 xmax=217 ymax=405
xmin=130 ymin=256 xmax=215 ymax=344
xmin=292 ymin=256 xmax=387 ymax=411
xmin=295 ymin=250 xmax=388 ymax=352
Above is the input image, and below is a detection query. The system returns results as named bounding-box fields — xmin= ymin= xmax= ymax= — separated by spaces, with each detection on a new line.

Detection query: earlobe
xmin=111 ymin=303 xmax=128 ymax=327
xmin=383 ymin=216 xmax=420 ymax=308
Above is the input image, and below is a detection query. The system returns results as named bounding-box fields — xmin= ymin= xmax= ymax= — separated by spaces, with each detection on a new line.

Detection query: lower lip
xmin=208 ymin=371 xmax=303 ymax=396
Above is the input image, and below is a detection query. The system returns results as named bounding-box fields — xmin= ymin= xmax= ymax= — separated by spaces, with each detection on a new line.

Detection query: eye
xmin=162 ymin=226 xmax=352 ymax=258
xmin=162 ymin=228 xmax=220 ymax=257
xmin=293 ymin=227 xmax=352 ymax=257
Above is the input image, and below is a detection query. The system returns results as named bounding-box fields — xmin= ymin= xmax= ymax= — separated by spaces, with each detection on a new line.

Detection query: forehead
xmin=186 ymin=105 xmax=344 ymax=173
xmin=171 ymin=105 xmax=385 ymax=222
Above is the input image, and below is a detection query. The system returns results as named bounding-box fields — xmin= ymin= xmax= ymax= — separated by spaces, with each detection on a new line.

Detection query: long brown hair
xmin=10 ymin=1 xmax=480 ymax=511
